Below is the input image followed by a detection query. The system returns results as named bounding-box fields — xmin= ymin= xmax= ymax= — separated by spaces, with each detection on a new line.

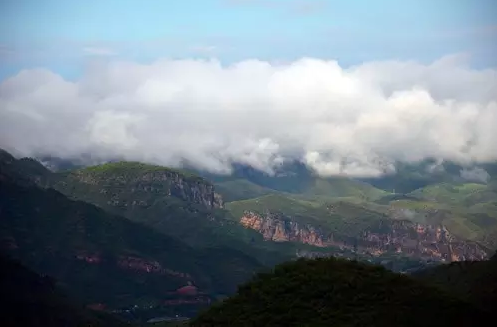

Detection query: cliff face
xmin=240 ymin=212 xmax=325 ymax=246
xmin=53 ymin=165 xmax=224 ymax=210
xmin=239 ymin=211 xmax=488 ymax=262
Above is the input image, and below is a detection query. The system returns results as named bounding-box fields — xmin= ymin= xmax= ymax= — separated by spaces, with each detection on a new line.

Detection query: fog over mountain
xmin=1 ymin=53 xmax=496 ymax=177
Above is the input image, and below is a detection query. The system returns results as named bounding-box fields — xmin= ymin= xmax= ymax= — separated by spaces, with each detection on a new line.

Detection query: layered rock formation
xmin=239 ymin=211 xmax=488 ymax=262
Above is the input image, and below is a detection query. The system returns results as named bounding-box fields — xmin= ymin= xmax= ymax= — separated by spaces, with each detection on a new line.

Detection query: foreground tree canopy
xmin=191 ymin=257 xmax=487 ymax=327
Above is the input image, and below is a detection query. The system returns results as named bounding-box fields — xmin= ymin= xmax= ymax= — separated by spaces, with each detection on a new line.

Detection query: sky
xmin=0 ymin=0 xmax=497 ymax=177
xmin=1 ymin=0 xmax=496 ymax=77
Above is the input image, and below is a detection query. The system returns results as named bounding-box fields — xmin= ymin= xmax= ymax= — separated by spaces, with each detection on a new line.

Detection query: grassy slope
xmin=222 ymin=174 xmax=497 ymax=251
xmin=301 ymin=177 xmax=388 ymax=200
xmin=214 ymin=179 xmax=276 ymax=202
xmin=395 ymin=182 xmax=497 ymax=247
xmin=409 ymin=182 xmax=491 ymax=205
xmin=216 ymin=174 xmax=388 ymax=203
xmin=191 ymin=257 xmax=485 ymax=327
xmin=226 ymin=193 xmax=387 ymax=238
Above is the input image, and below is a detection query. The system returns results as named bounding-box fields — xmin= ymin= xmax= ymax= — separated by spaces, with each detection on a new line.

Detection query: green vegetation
xmin=0 ymin=175 xmax=266 ymax=308
xmin=226 ymin=193 xmax=323 ymax=218
xmin=214 ymin=174 xmax=387 ymax=203
xmin=191 ymin=257 xmax=485 ymax=327
xmin=80 ymin=161 xmax=205 ymax=182
xmin=0 ymin=149 xmax=309 ymax=314
xmin=226 ymin=193 xmax=387 ymax=238
xmin=385 ymin=182 xmax=497 ymax=247
xmin=49 ymin=161 xmax=301 ymax=267
xmin=409 ymin=182 xmax=491 ymax=205
xmin=359 ymin=159 xmax=464 ymax=194
xmin=214 ymin=179 xmax=276 ymax=201
xmin=2 ymin=149 xmax=497 ymax=325
xmin=197 ymin=161 xmax=388 ymax=201
xmin=414 ymin=251 xmax=497 ymax=312
xmin=300 ymin=177 xmax=388 ymax=200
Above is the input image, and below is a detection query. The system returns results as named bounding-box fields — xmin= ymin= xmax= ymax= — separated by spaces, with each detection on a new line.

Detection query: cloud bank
xmin=1 ymin=54 xmax=496 ymax=177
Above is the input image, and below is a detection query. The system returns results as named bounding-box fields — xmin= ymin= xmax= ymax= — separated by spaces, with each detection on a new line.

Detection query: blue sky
xmin=1 ymin=0 xmax=496 ymax=79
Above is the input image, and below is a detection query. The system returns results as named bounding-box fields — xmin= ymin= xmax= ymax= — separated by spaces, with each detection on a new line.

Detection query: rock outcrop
xmin=240 ymin=211 xmax=325 ymax=246
xmin=53 ymin=163 xmax=224 ymax=210
xmin=239 ymin=211 xmax=488 ymax=262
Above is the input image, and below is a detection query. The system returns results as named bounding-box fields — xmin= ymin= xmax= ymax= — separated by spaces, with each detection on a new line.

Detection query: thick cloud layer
xmin=1 ymin=54 xmax=496 ymax=177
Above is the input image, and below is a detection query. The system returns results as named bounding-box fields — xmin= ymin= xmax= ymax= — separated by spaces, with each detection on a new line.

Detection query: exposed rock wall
xmin=239 ymin=211 xmax=488 ymax=262
xmin=55 ymin=168 xmax=224 ymax=210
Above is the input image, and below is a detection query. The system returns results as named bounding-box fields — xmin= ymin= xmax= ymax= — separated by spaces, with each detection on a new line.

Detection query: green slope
xmin=197 ymin=161 xmax=387 ymax=202
xmin=300 ymin=177 xmax=388 ymax=200
xmin=214 ymin=179 xmax=276 ymax=202
xmin=384 ymin=182 xmax=497 ymax=248
xmin=191 ymin=257 xmax=485 ymax=327
xmin=409 ymin=182 xmax=494 ymax=206
xmin=214 ymin=175 xmax=388 ymax=205
xmin=0 ymin=174 xmax=265 ymax=309
xmin=48 ymin=160 xmax=301 ymax=267
xmin=226 ymin=193 xmax=387 ymax=238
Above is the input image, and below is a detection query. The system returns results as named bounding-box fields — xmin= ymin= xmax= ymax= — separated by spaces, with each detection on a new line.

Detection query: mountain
xmin=213 ymin=179 xmax=276 ymax=202
xmin=190 ymin=257 xmax=486 ymax=327
xmin=225 ymin=192 xmax=488 ymax=264
xmin=46 ymin=161 xmax=299 ymax=266
xmin=361 ymin=159 xmax=497 ymax=193
xmin=0 ymin=177 xmax=263 ymax=306
xmin=3 ymin=148 xmax=496 ymax=324
xmin=0 ymin=254 xmax=125 ymax=327
xmin=202 ymin=161 xmax=495 ymax=262
xmin=198 ymin=161 xmax=388 ymax=201
xmin=0 ymin=152 xmax=276 ymax=320
xmin=382 ymin=182 xmax=497 ymax=249
xmin=26 ymin=152 xmax=495 ymax=265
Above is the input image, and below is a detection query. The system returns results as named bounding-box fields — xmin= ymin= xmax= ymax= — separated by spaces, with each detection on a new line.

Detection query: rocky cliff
xmin=52 ymin=162 xmax=224 ymax=210
xmin=239 ymin=211 xmax=488 ymax=262
xmin=240 ymin=211 xmax=326 ymax=246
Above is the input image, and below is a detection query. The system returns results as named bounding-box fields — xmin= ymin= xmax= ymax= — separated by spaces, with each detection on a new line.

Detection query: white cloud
xmin=1 ymin=54 xmax=497 ymax=177
xmin=460 ymin=167 xmax=491 ymax=183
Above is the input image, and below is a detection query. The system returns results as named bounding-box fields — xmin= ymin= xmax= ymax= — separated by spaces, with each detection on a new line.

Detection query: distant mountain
xmin=360 ymin=160 xmax=497 ymax=193
xmin=0 ymin=254 xmax=125 ymax=327
xmin=191 ymin=257 xmax=487 ymax=327
xmin=37 ymin=154 xmax=497 ymax=192
xmin=196 ymin=161 xmax=387 ymax=200
xmin=10 ymin=149 xmax=495 ymax=267
xmin=201 ymin=159 xmax=496 ymax=257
